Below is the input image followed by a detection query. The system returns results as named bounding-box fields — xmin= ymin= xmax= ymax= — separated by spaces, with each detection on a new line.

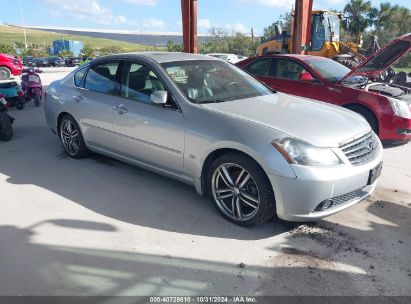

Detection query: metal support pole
xmin=181 ymin=0 xmax=198 ymax=53
xmin=18 ymin=0 xmax=28 ymax=50
xmin=291 ymin=0 xmax=313 ymax=54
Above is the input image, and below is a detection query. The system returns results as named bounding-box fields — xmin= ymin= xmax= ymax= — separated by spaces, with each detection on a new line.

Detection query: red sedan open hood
xmin=339 ymin=33 xmax=411 ymax=83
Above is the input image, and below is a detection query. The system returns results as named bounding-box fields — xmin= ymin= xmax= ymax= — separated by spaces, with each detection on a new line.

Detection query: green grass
xmin=394 ymin=67 xmax=411 ymax=74
xmin=0 ymin=25 xmax=162 ymax=51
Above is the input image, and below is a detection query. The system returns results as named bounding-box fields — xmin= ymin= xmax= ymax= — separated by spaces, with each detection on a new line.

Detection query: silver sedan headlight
xmin=387 ymin=97 xmax=411 ymax=119
xmin=272 ymin=137 xmax=341 ymax=166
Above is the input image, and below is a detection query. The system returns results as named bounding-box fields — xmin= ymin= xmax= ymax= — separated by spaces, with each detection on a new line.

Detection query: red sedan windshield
xmin=305 ymin=58 xmax=351 ymax=82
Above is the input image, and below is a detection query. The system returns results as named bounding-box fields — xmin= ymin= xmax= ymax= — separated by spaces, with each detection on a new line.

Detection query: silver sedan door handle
xmin=73 ymin=95 xmax=83 ymax=102
xmin=113 ymin=104 xmax=128 ymax=115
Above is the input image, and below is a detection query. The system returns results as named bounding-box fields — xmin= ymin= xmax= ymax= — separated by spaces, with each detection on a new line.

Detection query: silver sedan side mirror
xmin=150 ymin=90 xmax=168 ymax=105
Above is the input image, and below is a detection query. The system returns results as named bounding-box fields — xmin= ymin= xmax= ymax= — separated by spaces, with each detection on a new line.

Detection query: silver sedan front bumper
xmin=268 ymin=146 xmax=383 ymax=222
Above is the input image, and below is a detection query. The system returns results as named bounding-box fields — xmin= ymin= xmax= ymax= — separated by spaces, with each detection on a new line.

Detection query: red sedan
xmin=0 ymin=53 xmax=23 ymax=80
xmin=237 ymin=34 xmax=411 ymax=144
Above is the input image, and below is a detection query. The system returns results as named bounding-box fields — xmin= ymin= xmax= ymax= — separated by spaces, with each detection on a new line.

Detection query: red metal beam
xmin=181 ymin=0 xmax=198 ymax=53
xmin=291 ymin=0 xmax=313 ymax=54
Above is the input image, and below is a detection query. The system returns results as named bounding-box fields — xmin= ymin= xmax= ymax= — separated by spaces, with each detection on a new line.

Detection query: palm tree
xmin=368 ymin=2 xmax=394 ymax=30
xmin=393 ymin=6 xmax=411 ymax=35
xmin=344 ymin=0 xmax=372 ymax=41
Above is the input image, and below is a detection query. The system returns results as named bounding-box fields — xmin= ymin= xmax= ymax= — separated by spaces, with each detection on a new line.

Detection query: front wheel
xmin=207 ymin=152 xmax=276 ymax=226
xmin=59 ymin=114 xmax=89 ymax=159
xmin=0 ymin=67 xmax=11 ymax=80
xmin=0 ymin=111 xmax=13 ymax=141
xmin=34 ymin=94 xmax=41 ymax=107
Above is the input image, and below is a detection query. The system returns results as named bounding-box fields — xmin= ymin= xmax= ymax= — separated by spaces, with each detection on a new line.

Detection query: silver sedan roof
xmin=97 ymin=52 xmax=219 ymax=64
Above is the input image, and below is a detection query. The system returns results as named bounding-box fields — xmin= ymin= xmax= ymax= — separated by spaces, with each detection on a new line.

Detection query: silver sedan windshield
xmin=162 ymin=60 xmax=273 ymax=103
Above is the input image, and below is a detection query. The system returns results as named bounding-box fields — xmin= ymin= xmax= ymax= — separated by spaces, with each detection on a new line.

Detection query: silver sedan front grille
xmin=340 ymin=132 xmax=379 ymax=165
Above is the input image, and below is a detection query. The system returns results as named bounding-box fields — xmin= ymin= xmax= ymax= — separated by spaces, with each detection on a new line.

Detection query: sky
xmin=0 ymin=0 xmax=410 ymax=35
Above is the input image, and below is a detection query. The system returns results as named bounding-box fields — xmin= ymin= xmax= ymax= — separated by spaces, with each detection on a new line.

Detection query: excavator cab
xmin=309 ymin=11 xmax=341 ymax=57
xmin=256 ymin=10 xmax=343 ymax=57
xmin=256 ymin=10 xmax=365 ymax=66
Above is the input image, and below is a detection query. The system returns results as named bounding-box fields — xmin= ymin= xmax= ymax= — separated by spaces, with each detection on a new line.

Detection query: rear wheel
xmin=207 ymin=152 xmax=276 ymax=226
xmin=34 ymin=94 xmax=41 ymax=107
xmin=16 ymin=103 xmax=25 ymax=110
xmin=59 ymin=114 xmax=89 ymax=159
xmin=0 ymin=111 xmax=13 ymax=141
xmin=0 ymin=67 xmax=11 ymax=80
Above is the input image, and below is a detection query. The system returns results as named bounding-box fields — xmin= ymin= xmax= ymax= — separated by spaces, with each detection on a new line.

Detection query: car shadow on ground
xmin=1 ymin=106 xmax=292 ymax=240
xmin=0 ymin=195 xmax=410 ymax=296
xmin=0 ymin=218 xmax=394 ymax=296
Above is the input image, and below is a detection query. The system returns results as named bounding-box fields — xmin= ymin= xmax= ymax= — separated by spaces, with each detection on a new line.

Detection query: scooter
xmin=0 ymin=93 xmax=14 ymax=141
xmin=0 ymin=79 xmax=25 ymax=110
xmin=21 ymin=67 xmax=43 ymax=107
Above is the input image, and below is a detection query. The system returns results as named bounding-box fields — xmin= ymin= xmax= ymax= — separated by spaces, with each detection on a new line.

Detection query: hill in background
xmin=0 ymin=24 xmax=162 ymax=51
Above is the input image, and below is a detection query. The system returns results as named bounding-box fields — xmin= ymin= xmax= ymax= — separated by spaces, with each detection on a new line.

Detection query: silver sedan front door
xmin=112 ymin=61 xmax=184 ymax=173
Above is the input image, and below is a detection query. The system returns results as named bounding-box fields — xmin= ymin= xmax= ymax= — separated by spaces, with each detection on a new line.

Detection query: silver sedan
xmin=44 ymin=52 xmax=383 ymax=226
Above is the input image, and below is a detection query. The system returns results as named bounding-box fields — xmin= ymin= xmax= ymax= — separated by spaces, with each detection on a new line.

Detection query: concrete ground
xmin=0 ymin=69 xmax=410 ymax=296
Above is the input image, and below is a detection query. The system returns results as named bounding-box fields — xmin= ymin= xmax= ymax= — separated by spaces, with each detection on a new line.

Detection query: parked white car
xmin=206 ymin=53 xmax=240 ymax=64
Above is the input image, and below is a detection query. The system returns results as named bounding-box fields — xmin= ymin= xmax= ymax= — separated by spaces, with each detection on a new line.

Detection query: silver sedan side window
xmin=121 ymin=62 xmax=165 ymax=104
xmin=84 ymin=61 xmax=120 ymax=94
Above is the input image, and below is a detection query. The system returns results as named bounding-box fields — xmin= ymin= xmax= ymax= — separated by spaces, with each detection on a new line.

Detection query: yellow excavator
xmin=256 ymin=10 xmax=367 ymax=68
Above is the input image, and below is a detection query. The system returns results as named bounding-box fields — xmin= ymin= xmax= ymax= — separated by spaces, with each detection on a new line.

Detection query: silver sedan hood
xmin=200 ymin=93 xmax=371 ymax=148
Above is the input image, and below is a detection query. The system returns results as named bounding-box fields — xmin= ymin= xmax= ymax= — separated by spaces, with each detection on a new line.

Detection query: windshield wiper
xmin=196 ymin=99 xmax=226 ymax=104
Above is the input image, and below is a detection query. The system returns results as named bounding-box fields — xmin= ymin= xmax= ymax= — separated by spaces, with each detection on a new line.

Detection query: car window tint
xmin=74 ymin=68 xmax=86 ymax=87
xmin=163 ymin=60 xmax=272 ymax=103
xmin=246 ymin=58 xmax=272 ymax=76
xmin=84 ymin=62 xmax=119 ymax=94
xmin=273 ymin=59 xmax=312 ymax=81
xmin=121 ymin=62 xmax=165 ymax=104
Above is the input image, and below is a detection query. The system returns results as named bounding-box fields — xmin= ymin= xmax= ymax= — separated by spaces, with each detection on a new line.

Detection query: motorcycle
xmin=21 ymin=67 xmax=43 ymax=107
xmin=0 ymin=93 xmax=14 ymax=141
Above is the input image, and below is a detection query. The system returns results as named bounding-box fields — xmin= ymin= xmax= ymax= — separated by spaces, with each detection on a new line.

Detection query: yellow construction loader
xmin=257 ymin=10 xmax=367 ymax=68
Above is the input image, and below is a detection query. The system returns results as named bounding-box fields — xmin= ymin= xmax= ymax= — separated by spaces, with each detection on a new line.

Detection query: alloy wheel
xmin=60 ymin=119 xmax=80 ymax=156
xmin=212 ymin=163 xmax=260 ymax=221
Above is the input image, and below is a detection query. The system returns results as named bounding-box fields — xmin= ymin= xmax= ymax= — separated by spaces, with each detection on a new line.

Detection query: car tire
xmin=346 ymin=105 xmax=378 ymax=135
xmin=16 ymin=103 xmax=25 ymax=110
xmin=59 ymin=114 xmax=89 ymax=159
xmin=0 ymin=67 xmax=11 ymax=80
xmin=0 ymin=111 xmax=13 ymax=141
xmin=207 ymin=152 xmax=276 ymax=226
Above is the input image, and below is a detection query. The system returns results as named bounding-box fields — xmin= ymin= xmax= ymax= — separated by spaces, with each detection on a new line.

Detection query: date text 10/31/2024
xmin=149 ymin=296 xmax=257 ymax=303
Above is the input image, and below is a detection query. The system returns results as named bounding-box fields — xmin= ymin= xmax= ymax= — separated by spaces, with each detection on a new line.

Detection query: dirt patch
xmin=285 ymin=222 xmax=372 ymax=259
